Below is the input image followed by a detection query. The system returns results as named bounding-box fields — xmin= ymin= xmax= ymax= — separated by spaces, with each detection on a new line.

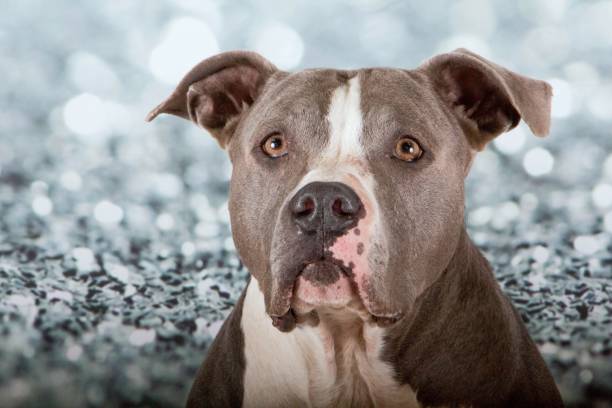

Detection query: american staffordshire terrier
xmin=147 ymin=49 xmax=564 ymax=407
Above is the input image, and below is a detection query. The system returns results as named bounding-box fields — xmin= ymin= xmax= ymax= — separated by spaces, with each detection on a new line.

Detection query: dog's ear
xmin=146 ymin=51 xmax=278 ymax=148
xmin=422 ymin=48 xmax=552 ymax=150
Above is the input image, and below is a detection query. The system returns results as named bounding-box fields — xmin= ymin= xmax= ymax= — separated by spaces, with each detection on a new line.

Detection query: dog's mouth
xmin=269 ymin=260 xmax=403 ymax=332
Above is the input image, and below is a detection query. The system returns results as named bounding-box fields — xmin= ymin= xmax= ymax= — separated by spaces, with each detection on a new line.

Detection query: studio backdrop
xmin=0 ymin=0 xmax=611 ymax=407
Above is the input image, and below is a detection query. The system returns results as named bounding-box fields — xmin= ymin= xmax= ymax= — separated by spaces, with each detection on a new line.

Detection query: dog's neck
xmin=402 ymin=226 xmax=499 ymax=327
xmin=382 ymin=228 xmax=522 ymax=407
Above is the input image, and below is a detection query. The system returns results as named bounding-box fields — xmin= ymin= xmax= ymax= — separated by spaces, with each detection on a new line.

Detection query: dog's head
xmin=148 ymin=49 xmax=551 ymax=330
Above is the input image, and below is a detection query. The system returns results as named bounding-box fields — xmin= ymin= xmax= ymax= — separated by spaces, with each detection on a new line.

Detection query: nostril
xmin=293 ymin=196 xmax=315 ymax=217
xmin=332 ymin=197 xmax=358 ymax=217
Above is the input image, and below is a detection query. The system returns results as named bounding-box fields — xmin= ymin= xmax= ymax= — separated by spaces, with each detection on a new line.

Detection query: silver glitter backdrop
xmin=0 ymin=0 xmax=611 ymax=406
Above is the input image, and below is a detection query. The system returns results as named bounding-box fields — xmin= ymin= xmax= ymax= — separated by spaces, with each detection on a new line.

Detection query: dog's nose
xmin=290 ymin=182 xmax=363 ymax=234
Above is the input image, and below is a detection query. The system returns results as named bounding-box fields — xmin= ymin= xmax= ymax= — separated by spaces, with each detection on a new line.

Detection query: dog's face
xmin=226 ymin=69 xmax=472 ymax=326
xmin=148 ymin=49 xmax=551 ymax=330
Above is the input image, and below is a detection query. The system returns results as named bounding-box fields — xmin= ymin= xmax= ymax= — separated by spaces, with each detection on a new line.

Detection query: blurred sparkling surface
xmin=0 ymin=0 xmax=611 ymax=407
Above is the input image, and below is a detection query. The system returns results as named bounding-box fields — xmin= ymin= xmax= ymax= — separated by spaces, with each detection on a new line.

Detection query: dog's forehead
xmin=360 ymin=69 xmax=441 ymax=125
xmin=262 ymin=69 xmax=352 ymax=114
xmin=254 ymin=68 xmax=447 ymax=145
xmin=263 ymin=67 xmax=434 ymax=114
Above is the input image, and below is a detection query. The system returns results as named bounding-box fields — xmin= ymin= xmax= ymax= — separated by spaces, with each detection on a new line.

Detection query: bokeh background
xmin=1 ymin=0 xmax=611 ymax=406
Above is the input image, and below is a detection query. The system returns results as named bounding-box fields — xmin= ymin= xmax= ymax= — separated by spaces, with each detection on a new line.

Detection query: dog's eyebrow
xmin=363 ymin=104 xmax=441 ymax=152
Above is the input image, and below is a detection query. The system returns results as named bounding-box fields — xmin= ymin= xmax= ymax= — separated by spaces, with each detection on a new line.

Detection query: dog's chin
xmin=292 ymin=261 xmax=358 ymax=313
xmin=268 ymin=260 xmax=404 ymax=331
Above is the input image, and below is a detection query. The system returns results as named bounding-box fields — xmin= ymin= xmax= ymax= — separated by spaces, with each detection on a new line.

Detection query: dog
xmin=147 ymin=48 xmax=564 ymax=408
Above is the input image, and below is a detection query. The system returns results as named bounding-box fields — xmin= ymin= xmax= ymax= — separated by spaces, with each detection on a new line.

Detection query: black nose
xmin=289 ymin=182 xmax=363 ymax=235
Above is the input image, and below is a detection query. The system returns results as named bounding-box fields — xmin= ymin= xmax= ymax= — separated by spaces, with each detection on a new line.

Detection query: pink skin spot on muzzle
xmin=293 ymin=173 xmax=379 ymax=313
xmin=328 ymin=183 xmax=375 ymax=307
xmin=330 ymin=222 xmax=371 ymax=283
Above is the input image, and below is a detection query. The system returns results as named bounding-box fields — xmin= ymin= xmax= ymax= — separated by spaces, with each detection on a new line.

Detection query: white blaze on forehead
xmin=323 ymin=75 xmax=364 ymax=162
xmin=285 ymin=74 xmax=378 ymax=218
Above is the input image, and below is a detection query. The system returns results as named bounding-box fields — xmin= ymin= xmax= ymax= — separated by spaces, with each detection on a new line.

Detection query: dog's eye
xmin=394 ymin=137 xmax=423 ymax=162
xmin=261 ymin=133 xmax=288 ymax=158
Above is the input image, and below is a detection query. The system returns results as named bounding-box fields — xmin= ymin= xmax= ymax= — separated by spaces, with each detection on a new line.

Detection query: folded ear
xmin=146 ymin=51 xmax=278 ymax=148
xmin=421 ymin=48 xmax=552 ymax=150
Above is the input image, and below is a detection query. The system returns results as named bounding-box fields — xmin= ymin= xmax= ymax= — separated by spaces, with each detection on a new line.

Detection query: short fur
xmin=383 ymin=230 xmax=563 ymax=407
xmin=148 ymin=49 xmax=563 ymax=408
xmin=185 ymin=287 xmax=247 ymax=407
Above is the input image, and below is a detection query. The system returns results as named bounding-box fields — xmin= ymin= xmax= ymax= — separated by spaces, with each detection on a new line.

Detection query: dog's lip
xmin=370 ymin=312 xmax=404 ymax=327
xmin=298 ymin=258 xmax=362 ymax=284
xmin=299 ymin=259 xmax=346 ymax=274
xmin=294 ymin=259 xmax=351 ymax=292
xmin=269 ymin=306 xmax=403 ymax=329
xmin=267 ymin=260 xmax=347 ymax=319
xmin=267 ymin=260 xmax=405 ymax=328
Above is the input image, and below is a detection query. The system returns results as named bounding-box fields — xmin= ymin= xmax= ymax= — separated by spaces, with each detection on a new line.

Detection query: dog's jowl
xmin=147 ymin=49 xmax=564 ymax=408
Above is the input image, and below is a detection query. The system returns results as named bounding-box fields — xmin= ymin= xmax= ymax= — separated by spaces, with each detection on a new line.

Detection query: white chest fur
xmin=241 ymin=279 xmax=419 ymax=408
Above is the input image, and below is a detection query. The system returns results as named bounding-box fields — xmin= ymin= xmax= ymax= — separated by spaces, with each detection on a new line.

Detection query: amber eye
xmin=261 ymin=133 xmax=288 ymax=158
xmin=394 ymin=137 xmax=423 ymax=162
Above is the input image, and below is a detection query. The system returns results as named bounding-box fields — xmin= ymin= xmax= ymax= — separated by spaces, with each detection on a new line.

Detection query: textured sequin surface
xmin=0 ymin=1 xmax=611 ymax=406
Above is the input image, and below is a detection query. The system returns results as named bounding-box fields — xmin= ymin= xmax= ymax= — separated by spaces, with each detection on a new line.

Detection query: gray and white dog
xmin=147 ymin=49 xmax=564 ymax=408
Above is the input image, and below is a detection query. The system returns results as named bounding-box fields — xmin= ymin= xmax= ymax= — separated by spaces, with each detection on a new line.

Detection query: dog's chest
xmin=241 ymin=279 xmax=419 ymax=408
xmin=302 ymin=323 xmax=419 ymax=408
